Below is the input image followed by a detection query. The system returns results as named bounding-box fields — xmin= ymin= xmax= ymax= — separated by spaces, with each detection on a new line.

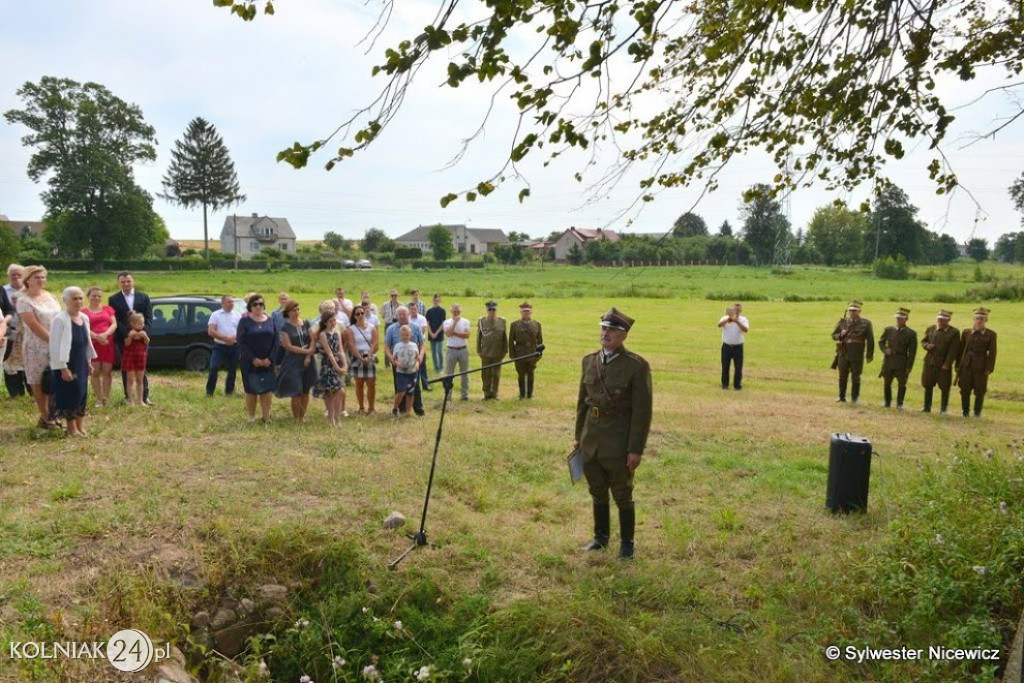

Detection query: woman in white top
xmin=15 ymin=265 xmax=63 ymax=428
xmin=49 ymin=287 xmax=97 ymax=436
xmin=344 ymin=304 xmax=378 ymax=414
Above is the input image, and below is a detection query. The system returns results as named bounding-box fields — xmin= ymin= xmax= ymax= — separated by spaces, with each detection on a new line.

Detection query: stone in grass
xmin=383 ymin=511 xmax=406 ymax=530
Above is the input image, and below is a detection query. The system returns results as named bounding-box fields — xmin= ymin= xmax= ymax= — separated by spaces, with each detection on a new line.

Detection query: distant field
xmin=1 ymin=263 xmax=1022 ymax=681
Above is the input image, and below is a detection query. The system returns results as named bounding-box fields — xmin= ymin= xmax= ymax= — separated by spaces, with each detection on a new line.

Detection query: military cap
xmin=600 ymin=307 xmax=634 ymax=331
xmin=518 ymin=301 xmax=533 ymax=311
xmin=895 ymin=306 xmax=910 ymax=318
xmin=937 ymin=309 xmax=953 ymax=320
xmin=485 ymin=300 xmax=498 ymax=310
xmin=847 ymin=300 xmax=863 ymax=311
xmin=973 ymin=306 xmax=990 ymax=318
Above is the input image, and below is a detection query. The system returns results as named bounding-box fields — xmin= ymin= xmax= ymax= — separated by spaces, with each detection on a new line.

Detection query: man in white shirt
xmin=206 ymin=295 xmax=242 ymax=396
xmin=334 ymin=287 xmax=354 ymax=319
xmin=717 ymin=302 xmax=749 ymax=390
xmin=443 ymin=304 xmax=471 ymax=400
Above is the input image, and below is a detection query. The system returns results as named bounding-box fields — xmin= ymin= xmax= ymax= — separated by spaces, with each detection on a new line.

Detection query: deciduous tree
xmin=672 ymin=212 xmax=708 ymax=237
xmin=427 ymin=225 xmax=455 ymax=260
xmin=966 ymin=237 xmax=990 ymax=262
xmin=806 ymin=204 xmax=867 ymax=266
xmin=4 ymin=77 xmax=160 ymax=269
xmin=739 ymin=184 xmax=790 ymax=266
xmin=160 ymin=117 xmax=246 ymax=261
xmin=361 ymin=227 xmax=395 ymax=253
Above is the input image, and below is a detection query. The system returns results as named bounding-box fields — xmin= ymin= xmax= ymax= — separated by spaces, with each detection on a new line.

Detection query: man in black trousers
xmin=109 ymin=271 xmax=153 ymax=404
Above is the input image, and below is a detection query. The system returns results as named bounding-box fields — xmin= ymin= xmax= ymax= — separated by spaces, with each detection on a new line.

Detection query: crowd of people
xmin=0 ymin=267 xmax=547 ymax=432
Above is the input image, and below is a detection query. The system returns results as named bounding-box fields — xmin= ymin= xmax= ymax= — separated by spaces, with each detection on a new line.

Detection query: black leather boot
xmin=921 ymin=387 xmax=933 ymax=412
xmin=851 ymin=381 xmax=860 ymax=404
xmin=526 ymin=375 xmax=534 ymax=399
xmin=836 ymin=377 xmax=847 ymax=402
xmin=961 ymin=393 xmax=971 ymax=417
xmin=896 ymin=385 xmax=906 ymax=409
xmin=583 ymin=502 xmax=610 ymax=550
xmin=517 ymin=376 xmax=526 ymax=399
xmin=974 ymin=395 xmax=984 ymax=418
xmin=618 ymin=507 xmax=635 ymax=560
xmin=883 ymin=383 xmax=892 ymax=407
xmin=939 ymin=391 xmax=949 ymax=414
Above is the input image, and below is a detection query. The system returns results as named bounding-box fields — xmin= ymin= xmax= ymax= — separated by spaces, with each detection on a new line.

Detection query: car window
xmin=153 ymin=303 xmax=186 ymax=332
xmin=188 ymin=304 xmax=216 ymax=333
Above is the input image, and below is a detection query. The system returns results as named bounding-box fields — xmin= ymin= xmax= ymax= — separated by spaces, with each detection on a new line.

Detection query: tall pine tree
xmin=160 ymin=118 xmax=245 ymax=260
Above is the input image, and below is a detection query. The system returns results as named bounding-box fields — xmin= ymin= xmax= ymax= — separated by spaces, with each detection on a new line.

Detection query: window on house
xmin=250 ymin=242 xmax=260 ymax=251
xmin=279 ymin=243 xmax=289 ymax=251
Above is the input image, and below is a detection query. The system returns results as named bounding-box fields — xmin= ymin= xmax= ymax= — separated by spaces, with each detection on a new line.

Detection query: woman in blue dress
xmin=275 ymin=299 xmax=318 ymax=421
xmin=237 ymin=294 xmax=279 ymax=423
xmin=49 ymin=286 xmax=97 ymax=437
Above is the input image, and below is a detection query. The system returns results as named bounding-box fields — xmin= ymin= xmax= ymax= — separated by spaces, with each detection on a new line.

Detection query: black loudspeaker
xmin=826 ymin=433 xmax=872 ymax=513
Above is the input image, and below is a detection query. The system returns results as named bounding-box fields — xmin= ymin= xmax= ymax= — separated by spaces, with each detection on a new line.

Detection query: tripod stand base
xmin=387 ymin=529 xmax=433 ymax=570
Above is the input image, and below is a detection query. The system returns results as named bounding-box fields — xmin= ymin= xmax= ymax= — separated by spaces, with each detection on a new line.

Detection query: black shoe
xmin=883 ymin=403 xmax=891 ymax=408
xmin=582 ymin=539 xmax=608 ymax=551
xmin=920 ymin=407 xmax=931 ymax=413
xmin=835 ymin=397 xmax=846 ymax=403
xmin=144 ymin=399 xmax=154 ymax=406
xmin=414 ymin=410 xmax=425 ymax=417
xmin=721 ymin=385 xmax=729 ymax=390
xmin=618 ymin=542 xmax=635 ymax=560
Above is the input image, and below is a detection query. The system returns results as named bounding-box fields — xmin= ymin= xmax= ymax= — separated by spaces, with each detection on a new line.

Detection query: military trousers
xmin=881 ymin=366 xmax=909 ymax=405
xmin=957 ymin=368 xmax=989 ymax=398
xmin=921 ymin=364 xmax=952 ymax=393
xmin=514 ymin=359 xmax=537 ymax=398
xmin=583 ymin=453 xmax=634 ymax=510
xmin=479 ymin=356 xmax=503 ymax=399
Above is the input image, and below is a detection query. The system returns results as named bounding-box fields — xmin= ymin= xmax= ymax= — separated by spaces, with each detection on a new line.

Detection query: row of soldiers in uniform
xmin=831 ymin=300 xmax=997 ymax=417
xmin=475 ymin=300 xmax=544 ymax=400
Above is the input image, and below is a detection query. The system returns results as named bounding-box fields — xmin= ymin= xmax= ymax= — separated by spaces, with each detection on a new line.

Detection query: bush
xmin=875 ymin=255 xmax=910 ymax=280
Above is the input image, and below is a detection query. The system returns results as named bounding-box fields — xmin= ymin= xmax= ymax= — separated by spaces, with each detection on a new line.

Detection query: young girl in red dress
xmin=122 ymin=312 xmax=150 ymax=406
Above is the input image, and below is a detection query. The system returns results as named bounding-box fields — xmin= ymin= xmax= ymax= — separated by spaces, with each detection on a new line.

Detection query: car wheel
xmin=185 ymin=347 xmax=211 ymax=372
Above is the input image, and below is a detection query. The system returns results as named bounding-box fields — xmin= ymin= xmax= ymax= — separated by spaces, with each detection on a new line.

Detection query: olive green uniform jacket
xmin=575 ymin=345 xmax=653 ymax=463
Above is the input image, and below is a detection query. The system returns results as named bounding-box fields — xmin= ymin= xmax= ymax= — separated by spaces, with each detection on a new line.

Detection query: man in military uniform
xmin=957 ymin=307 xmax=997 ymax=418
xmin=878 ymin=307 xmax=917 ymax=409
xmin=920 ymin=309 xmax=960 ymax=413
xmin=476 ymin=300 xmax=508 ymax=400
xmin=831 ymin=300 xmax=874 ymax=404
xmin=508 ymin=301 xmax=543 ymax=399
xmin=574 ymin=308 xmax=653 ymax=560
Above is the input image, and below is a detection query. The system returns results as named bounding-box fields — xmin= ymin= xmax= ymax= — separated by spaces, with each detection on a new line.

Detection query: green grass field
xmin=1 ymin=263 xmax=1022 ymax=681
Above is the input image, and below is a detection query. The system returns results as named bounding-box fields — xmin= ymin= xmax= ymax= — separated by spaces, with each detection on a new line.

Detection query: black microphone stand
xmin=388 ymin=344 xmax=545 ymax=570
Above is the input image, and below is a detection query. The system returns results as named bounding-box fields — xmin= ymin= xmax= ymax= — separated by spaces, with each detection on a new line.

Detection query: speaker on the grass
xmin=826 ymin=433 xmax=872 ymax=513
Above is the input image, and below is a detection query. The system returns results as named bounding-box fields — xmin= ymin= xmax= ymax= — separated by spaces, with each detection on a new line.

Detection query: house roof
xmin=563 ymin=227 xmax=621 ymax=243
xmin=221 ymin=214 xmax=296 ymax=240
xmin=395 ymin=224 xmax=508 ymax=245
xmin=1 ymin=217 xmax=45 ymax=237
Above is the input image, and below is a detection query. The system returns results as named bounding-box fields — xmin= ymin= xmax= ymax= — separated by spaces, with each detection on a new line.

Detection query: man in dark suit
xmin=108 ymin=271 xmax=153 ymax=404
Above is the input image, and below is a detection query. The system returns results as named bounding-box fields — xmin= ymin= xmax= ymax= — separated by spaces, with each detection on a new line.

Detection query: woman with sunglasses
xmin=344 ymin=305 xmax=378 ymax=414
xmin=236 ymin=294 xmax=279 ymax=423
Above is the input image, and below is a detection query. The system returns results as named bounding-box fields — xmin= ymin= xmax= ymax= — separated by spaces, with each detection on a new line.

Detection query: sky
xmin=2 ymin=0 xmax=1023 ymax=245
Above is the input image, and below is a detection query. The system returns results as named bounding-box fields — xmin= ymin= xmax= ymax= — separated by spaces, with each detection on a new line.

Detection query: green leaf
xmin=439 ymin=193 xmax=458 ymax=208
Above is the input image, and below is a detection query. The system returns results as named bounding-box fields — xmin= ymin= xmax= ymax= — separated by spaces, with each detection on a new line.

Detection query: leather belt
xmin=590 ymin=406 xmax=629 ymax=418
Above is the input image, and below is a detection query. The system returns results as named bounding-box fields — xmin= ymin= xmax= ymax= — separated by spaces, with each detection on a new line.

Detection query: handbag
xmin=248 ymin=367 xmax=277 ymax=394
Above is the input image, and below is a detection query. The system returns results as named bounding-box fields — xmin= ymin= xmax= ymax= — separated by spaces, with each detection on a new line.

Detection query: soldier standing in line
xmin=476 ymin=300 xmax=508 ymax=400
xmin=831 ymin=300 xmax=874 ymax=404
xmin=920 ymin=309 xmax=960 ymax=414
xmin=878 ymin=307 xmax=917 ymax=409
xmin=574 ymin=308 xmax=653 ymax=560
xmin=508 ymin=301 xmax=543 ymax=399
xmin=957 ymin=307 xmax=997 ymax=418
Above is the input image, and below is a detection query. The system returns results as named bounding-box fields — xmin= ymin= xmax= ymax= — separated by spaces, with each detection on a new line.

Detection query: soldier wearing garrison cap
xmin=574 ymin=307 xmax=653 ymax=560
xmin=831 ymin=300 xmax=874 ymax=404
xmin=476 ymin=300 xmax=508 ymax=400
xmin=920 ymin=309 xmax=960 ymax=413
xmin=509 ymin=301 xmax=543 ymax=399
xmin=956 ymin=307 xmax=997 ymax=418
xmin=878 ymin=307 xmax=917 ymax=409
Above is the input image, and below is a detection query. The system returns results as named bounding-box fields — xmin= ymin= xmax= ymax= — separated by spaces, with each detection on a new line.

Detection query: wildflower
xmin=370 ymin=654 xmax=379 ymax=665
xmin=362 ymin=606 xmax=369 ymax=614
xmin=972 ymin=565 xmax=986 ymax=576
xmin=300 ymin=676 xmax=313 ymax=683
xmin=258 ymin=660 xmax=269 ymax=678
xmin=294 ymin=618 xmax=310 ymax=629
xmin=415 ymin=665 xmax=431 ymax=681
xmin=362 ymin=664 xmax=380 ymax=680
xmin=1000 ymin=501 xmax=1009 ymax=514
xmin=935 ymin=534 xmax=944 ymax=545
xmin=332 ymin=656 xmax=346 ymax=670
xmin=462 ymin=657 xmax=473 ymax=669
xmin=394 ymin=620 xmax=404 ymax=632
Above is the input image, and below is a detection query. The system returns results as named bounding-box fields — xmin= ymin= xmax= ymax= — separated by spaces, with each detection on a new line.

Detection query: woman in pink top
xmin=82 ymin=286 xmax=116 ymax=406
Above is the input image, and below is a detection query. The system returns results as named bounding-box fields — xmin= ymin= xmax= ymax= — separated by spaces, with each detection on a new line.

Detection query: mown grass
xmin=0 ymin=265 xmax=1022 ymax=681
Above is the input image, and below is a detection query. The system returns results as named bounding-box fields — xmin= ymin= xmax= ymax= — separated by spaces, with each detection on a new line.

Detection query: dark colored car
xmin=148 ymin=295 xmax=244 ymax=371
